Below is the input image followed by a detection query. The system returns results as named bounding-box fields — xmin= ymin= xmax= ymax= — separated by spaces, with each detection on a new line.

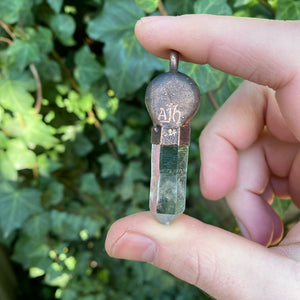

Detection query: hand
xmin=105 ymin=15 xmax=300 ymax=299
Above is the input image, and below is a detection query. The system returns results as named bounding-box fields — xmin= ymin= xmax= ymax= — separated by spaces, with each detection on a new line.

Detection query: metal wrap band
xmin=151 ymin=124 xmax=191 ymax=146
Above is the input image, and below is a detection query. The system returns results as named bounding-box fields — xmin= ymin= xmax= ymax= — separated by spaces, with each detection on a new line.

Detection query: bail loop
xmin=169 ymin=50 xmax=179 ymax=74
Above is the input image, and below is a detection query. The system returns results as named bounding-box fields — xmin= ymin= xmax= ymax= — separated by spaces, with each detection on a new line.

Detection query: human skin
xmin=105 ymin=15 xmax=300 ymax=299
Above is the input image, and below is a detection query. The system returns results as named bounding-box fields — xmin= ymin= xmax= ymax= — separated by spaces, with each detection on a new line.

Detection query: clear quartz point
xmin=150 ymin=144 xmax=189 ymax=225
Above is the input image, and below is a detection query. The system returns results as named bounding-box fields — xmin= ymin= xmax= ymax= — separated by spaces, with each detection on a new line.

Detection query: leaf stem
xmin=0 ymin=37 xmax=12 ymax=45
xmin=158 ymin=0 xmax=167 ymax=16
xmin=0 ymin=20 xmax=16 ymax=40
xmin=32 ymin=164 xmax=39 ymax=179
xmin=0 ymin=20 xmax=43 ymax=115
xmin=59 ymin=176 xmax=113 ymax=221
xmin=80 ymin=192 xmax=113 ymax=221
xmin=16 ymin=114 xmax=26 ymax=128
xmin=51 ymin=49 xmax=80 ymax=93
xmin=52 ymin=50 xmax=119 ymax=160
xmin=258 ymin=0 xmax=275 ymax=17
xmin=87 ymin=110 xmax=120 ymax=161
xmin=206 ymin=91 xmax=219 ymax=110
xmin=51 ymin=50 xmax=119 ymax=161
xmin=30 ymin=63 xmax=43 ymax=115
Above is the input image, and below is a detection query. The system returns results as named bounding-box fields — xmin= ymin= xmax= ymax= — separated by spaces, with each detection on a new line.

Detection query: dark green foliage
xmin=0 ymin=0 xmax=294 ymax=299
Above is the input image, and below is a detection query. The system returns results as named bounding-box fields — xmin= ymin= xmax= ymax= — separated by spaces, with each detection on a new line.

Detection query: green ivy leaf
xmin=213 ymin=78 xmax=232 ymax=107
xmin=72 ymin=251 xmax=91 ymax=277
xmin=0 ymin=151 xmax=18 ymax=181
xmin=32 ymin=26 xmax=54 ymax=53
xmin=87 ymin=0 xmax=163 ymax=98
xmin=19 ymin=0 xmax=35 ymax=26
xmin=22 ymin=26 xmax=53 ymax=52
xmin=36 ymin=54 xmax=62 ymax=82
xmin=0 ymin=79 xmax=34 ymax=113
xmin=43 ymin=181 xmax=64 ymax=207
xmin=104 ymin=34 xmax=163 ymax=98
xmin=37 ymin=154 xmax=62 ymax=177
xmin=0 ymin=182 xmax=42 ymax=237
xmin=114 ymin=133 xmax=129 ymax=155
xmin=234 ymin=0 xmax=254 ymax=7
xmin=44 ymin=270 xmax=70 ymax=288
xmin=87 ymin=0 xmax=143 ymax=42
xmin=276 ymin=0 xmax=300 ymax=20
xmin=272 ymin=197 xmax=292 ymax=219
xmin=73 ymin=133 xmax=94 ymax=156
xmin=93 ymin=88 xmax=119 ymax=121
xmin=7 ymin=39 xmax=40 ymax=71
xmin=127 ymin=143 xmax=142 ymax=158
xmin=117 ymin=180 xmax=134 ymax=201
xmin=99 ymin=123 xmax=118 ymax=143
xmin=194 ymin=0 xmax=232 ymax=15
xmin=135 ymin=0 xmax=159 ymax=12
xmin=5 ymin=70 xmax=36 ymax=92
xmin=74 ymin=46 xmax=104 ymax=90
xmin=132 ymin=183 xmax=149 ymax=205
xmin=179 ymin=62 xmax=225 ymax=93
xmin=0 ymin=0 xmax=24 ymax=24
xmin=117 ymin=161 xmax=148 ymax=201
xmin=23 ymin=212 xmax=51 ymax=239
xmin=79 ymin=93 xmax=94 ymax=112
xmin=49 ymin=14 xmax=76 ymax=46
xmin=3 ymin=112 xmax=58 ymax=149
xmin=98 ymin=154 xmax=122 ymax=178
xmin=0 ymin=131 xmax=7 ymax=148
xmin=6 ymin=139 xmax=36 ymax=170
xmin=12 ymin=234 xmax=51 ymax=269
xmin=58 ymin=91 xmax=93 ymax=120
xmin=50 ymin=210 xmax=103 ymax=241
xmin=124 ymin=161 xmax=148 ymax=182
xmin=79 ymin=173 xmax=101 ymax=196
xmin=227 ymin=74 xmax=243 ymax=92
xmin=164 ymin=0 xmax=194 ymax=15
xmin=47 ymin=0 xmax=63 ymax=13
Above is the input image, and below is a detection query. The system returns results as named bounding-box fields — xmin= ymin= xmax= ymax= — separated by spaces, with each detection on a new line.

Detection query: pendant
xmin=145 ymin=50 xmax=201 ymax=225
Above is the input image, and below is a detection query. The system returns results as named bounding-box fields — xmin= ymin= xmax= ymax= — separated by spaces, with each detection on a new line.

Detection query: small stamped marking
xmin=167 ymin=129 xmax=177 ymax=136
xmin=158 ymin=103 xmax=181 ymax=125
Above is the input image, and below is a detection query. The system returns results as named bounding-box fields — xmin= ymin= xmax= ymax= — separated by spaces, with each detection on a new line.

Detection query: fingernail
xmin=110 ymin=232 xmax=157 ymax=263
xmin=236 ymin=219 xmax=251 ymax=240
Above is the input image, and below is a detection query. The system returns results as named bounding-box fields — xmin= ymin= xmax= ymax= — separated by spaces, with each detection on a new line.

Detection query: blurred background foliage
xmin=0 ymin=0 xmax=299 ymax=299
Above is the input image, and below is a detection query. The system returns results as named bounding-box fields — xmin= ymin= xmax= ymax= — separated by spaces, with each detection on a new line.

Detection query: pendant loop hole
xmin=169 ymin=50 xmax=179 ymax=74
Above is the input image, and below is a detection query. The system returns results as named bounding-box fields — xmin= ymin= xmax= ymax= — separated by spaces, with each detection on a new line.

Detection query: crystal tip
xmin=154 ymin=213 xmax=180 ymax=225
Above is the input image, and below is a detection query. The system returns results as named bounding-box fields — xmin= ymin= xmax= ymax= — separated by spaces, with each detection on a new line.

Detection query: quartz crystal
xmin=150 ymin=144 xmax=189 ymax=225
xmin=146 ymin=50 xmax=200 ymax=225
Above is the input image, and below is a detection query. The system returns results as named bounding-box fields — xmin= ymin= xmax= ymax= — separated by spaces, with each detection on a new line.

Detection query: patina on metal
xmin=146 ymin=50 xmax=201 ymax=225
xmin=145 ymin=50 xmax=200 ymax=147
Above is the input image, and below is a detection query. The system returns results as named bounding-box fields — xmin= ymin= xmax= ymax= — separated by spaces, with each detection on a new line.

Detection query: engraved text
xmin=158 ymin=103 xmax=181 ymax=125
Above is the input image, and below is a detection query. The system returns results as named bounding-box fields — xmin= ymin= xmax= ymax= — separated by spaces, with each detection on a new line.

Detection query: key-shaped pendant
xmin=145 ymin=50 xmax=200 ymax=225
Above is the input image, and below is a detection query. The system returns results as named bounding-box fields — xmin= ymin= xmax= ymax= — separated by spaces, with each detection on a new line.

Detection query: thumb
xmin=105 ymin=212 xmax=299 ymax=300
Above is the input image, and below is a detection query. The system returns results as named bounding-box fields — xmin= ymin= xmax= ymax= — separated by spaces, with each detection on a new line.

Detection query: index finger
xmin=135 ymin=15 xmax=299 ymax=90
xmin=135 ymin=15 xmax=300 ymax=138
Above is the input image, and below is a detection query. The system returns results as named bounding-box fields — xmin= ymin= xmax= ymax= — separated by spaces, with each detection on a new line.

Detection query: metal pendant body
xmin=146 ymin=71 xmax=200 ymax=146
xmin=145 ymin=51 xmax=200 ymax=225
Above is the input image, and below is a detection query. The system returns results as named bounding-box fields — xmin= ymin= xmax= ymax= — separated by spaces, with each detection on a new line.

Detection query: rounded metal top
xmin=145 ymin=71 xmax=200 ymax=128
